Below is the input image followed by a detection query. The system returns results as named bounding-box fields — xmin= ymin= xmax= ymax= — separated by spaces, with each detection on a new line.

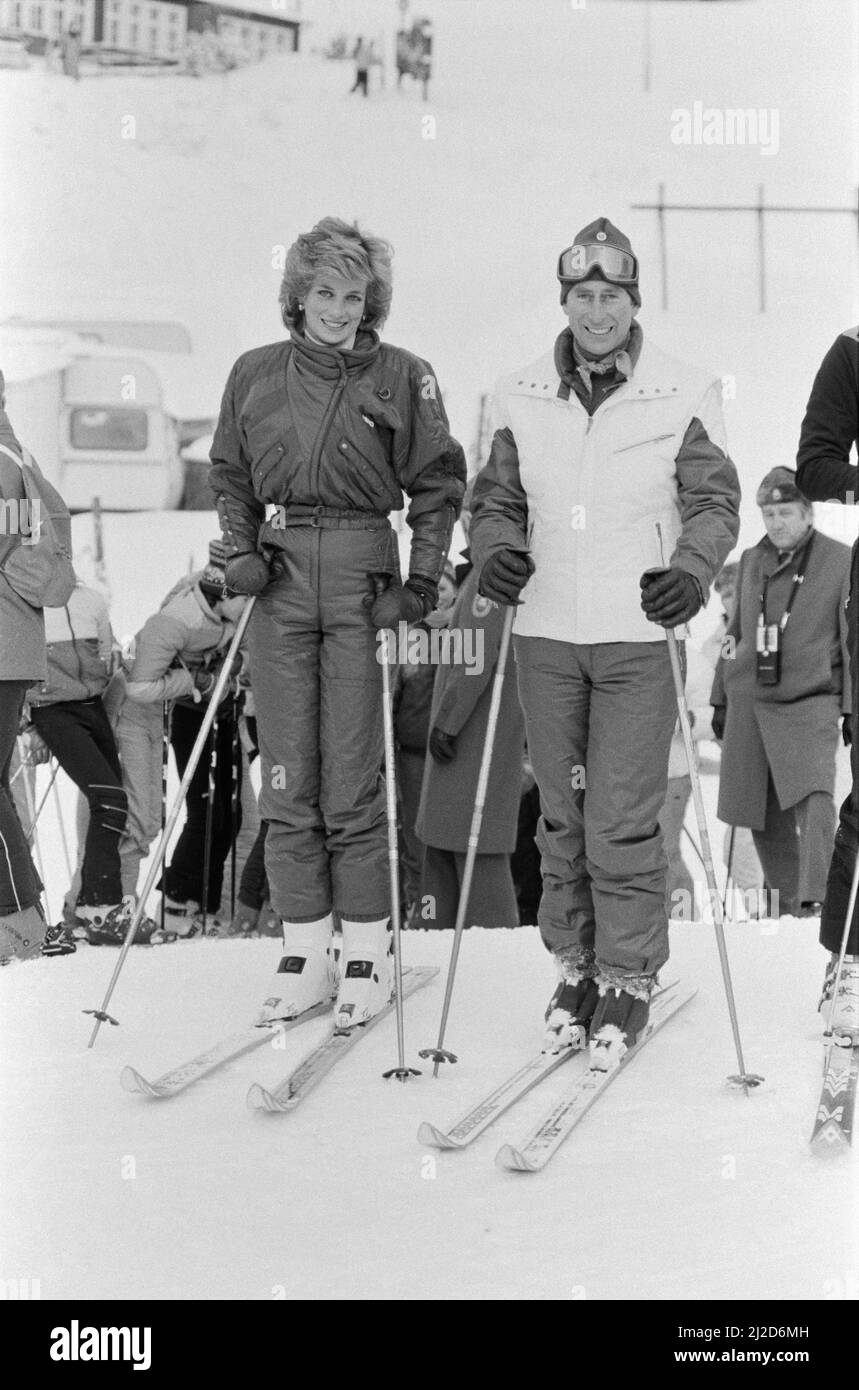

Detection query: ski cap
xmin=198 ymin=538 xmax=233 ymax=602
xmin=558 ymin=218 xmax=641 ymax=307
xmin=755 ymin=467 xmax=809 ymax=508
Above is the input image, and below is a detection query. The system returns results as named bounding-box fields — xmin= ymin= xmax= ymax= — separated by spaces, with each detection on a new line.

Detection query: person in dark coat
xmin=395 ymin=561 xmax=457 ymax=915
xmin=0 ymin=375 xmax=49 ymax=962
xmin=796 ymin=326 xmax=859 ymax=1036
xmin=711 ymin=467 xmax=852 ymax=918
xmin=415 ymin=558 xmax=525 ymax=931
xmin=209 ymin=216 xmax=465 ymax=1028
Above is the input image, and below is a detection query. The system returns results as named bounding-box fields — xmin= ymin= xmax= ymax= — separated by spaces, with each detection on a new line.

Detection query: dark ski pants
xmin=0 ymin=680 xmax=42 ymax=916
xmin=514 ymin=637 xmax=679 ymax=976
xmin=30 ymin=696 xmax=126 ymax=908
xmin=251 ymin=525 xmax=393 ymax=923
xmin=819 ymin=737 xmax=858 ymax=955
xmin=164 ymin=701 xmax=241 ymax=912
xmin=239 ymin=819 xmax=269 ymax=910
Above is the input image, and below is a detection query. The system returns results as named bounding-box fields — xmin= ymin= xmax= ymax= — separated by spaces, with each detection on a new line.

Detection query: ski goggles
xmin=557 ymin=243 xmax=638 ymax=284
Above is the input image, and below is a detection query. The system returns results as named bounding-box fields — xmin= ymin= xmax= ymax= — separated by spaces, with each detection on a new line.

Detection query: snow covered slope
xmin=2 ymin=0 xmax=857 ymax=548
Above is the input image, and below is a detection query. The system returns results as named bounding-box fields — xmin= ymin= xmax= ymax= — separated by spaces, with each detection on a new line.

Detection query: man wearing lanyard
xmin=711 ymin=468 xmax=852 ymax=917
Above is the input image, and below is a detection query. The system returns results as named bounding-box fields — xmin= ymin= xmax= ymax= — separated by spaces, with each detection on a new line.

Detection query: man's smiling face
xmin=563 ymin=278 xmax=636 ymax=358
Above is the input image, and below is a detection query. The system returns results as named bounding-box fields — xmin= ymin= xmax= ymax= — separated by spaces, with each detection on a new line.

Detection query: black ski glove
xmin=224 ymin=551 xmax=270 ymax=596
xmin=428 ymin=727 xmax=457 ymax=763
xmin=640 ymin=568 xmax=703 ymax=626
xmin=370 ymin=579 xmax=430 ymax=630
xmin=711 ymin=705 xmax=726 ymax=742
xmin=479 ymin=549 xmax=535 ymax=606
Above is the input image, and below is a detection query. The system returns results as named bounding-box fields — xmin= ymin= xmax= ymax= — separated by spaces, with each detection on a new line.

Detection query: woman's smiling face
xmin=303 ymin=272 xmax=368 ymax=348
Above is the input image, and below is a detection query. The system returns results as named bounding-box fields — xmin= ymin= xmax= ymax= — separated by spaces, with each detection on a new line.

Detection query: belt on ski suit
xmin=267 ymin=505 xmax=389 ymax=531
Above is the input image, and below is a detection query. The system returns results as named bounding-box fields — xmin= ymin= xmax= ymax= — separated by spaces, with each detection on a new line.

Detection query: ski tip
xmin=417 ymin=1120 xmax=460 ymax=1149
xmin=810 ymin=1123 xmax=851 ymax=1156
xmin=120 ymin=1066 xmax=165 ymax=1097
xmin=246 ymin=1082 xmax=272 ymax=1111
xmin=495 ymin=1143 xmax=538 ymax=1173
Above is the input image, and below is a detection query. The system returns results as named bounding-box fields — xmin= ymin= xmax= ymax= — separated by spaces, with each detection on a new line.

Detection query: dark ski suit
xmin=210 ymin=330 xmax=465 ymax=922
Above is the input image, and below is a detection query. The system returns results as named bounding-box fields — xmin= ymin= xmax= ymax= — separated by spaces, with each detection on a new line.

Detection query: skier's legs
xmin=114 ymin=698 xmax=162 ymax=900
xmin=398 ymin=747 xmax=426 ymax=907
xmin=163 ymin=703 xmax=211 ymax=904
xmin=418 ymin=844 xmax=459 ymax=929
xmin=206 ymin=706 xmax=241 ymax=910
xmin=31 ymin=699 xmax=126 ymax=907
xmin=252 ymin=543 xmax=328 ymax=921
xmin=0 ymin=680 xmax=41 ymax=915
xmin=584 ymin=642 xmax=677 ymax=976
xmin=318 ymin=528 xmax=390 ymax=921
xmin=513 ymin=635 xmax=593 ymax=957
xmin=661 ymin=773 xmax=696 ymax=918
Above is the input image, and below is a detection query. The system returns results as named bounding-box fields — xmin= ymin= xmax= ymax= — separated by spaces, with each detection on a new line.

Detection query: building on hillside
xmin=0 ymin=0 xmax=301 ymax=62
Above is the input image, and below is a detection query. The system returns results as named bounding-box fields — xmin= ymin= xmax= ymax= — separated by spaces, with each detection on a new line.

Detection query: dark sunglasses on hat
xmin=557 ymin=243 xmax=638 ymax=284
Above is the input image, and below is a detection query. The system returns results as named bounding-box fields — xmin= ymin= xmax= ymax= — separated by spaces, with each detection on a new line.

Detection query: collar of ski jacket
xmin=288 ymin=327 xmax=382 ymax=380
xmin=554 ymin=319 xmax=643 ymax=404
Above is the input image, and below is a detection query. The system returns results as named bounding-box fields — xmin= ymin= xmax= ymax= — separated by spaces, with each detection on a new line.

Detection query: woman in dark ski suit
xmin=209 ymin=217 xmax=466 ymax=1028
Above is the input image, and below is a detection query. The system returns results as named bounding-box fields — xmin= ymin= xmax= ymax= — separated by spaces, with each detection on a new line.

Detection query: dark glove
xmin=429 ymin=727 xmax=457 ymax=763
xmin=224 ymin=551 xmax=270 ymax=596
xmin=479 ymin=549 xmax=535 ymax=606
xmin=640 ymin=568 xmax=703 ymax=626
xmin=843 ymin=716 xmax=853 ymax=748
xmin=370 ymin=580 xmax=427 ymax=630
xmin=711 ymin=705 xmax=726 ymax=742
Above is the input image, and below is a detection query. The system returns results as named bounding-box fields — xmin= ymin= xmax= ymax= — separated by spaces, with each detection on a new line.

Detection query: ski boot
xmin=822 ymin=954 xmax=859 ymax=1042
xmin=334 ymin=918 xmax=394 ymax=1030
xmin=74 ymin=897 xmax=154 ymax=946
xmin=543 ymin=947 xmax=599 ymax=1053
xmin=588 ymin=970 xmax=657 ymax=1072
xmin=223 ymin=901 xmax=261 ymax=938
xmin=0 ymin=903 xmax=46 ymax=963
xmin=41 ymin=922 xmax=77 ymax=958
xmin=149 ymin=897 xmax=202 ymax=944
xmin=257 ymin=915 xmax=337 ymax=1025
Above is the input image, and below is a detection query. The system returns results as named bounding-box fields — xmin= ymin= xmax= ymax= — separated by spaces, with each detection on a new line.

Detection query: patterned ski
xmin=120 ymin=1000 xmax=333 ymax=1098
xmin=810 ymin=1038 xmax=858 ymax=1153
xmin=496 ymin=985 xmax=697 ymax=1172
xmin=247 ymin=965 xmax=438 ymax=1112
xmin=417 ymin=982 xmax=677 ymax=1151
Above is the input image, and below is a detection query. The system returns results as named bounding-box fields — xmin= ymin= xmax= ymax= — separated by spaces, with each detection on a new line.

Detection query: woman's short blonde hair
xmin=279 ymin=217 xmax=394 ymax=332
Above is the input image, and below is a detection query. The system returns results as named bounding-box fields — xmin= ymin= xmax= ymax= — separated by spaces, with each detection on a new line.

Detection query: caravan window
xmin=70 ymin=408 xmax=149 ymax=451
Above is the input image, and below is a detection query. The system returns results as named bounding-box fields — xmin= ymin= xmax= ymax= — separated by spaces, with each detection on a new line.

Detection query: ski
xmin=120 ymin=999 xmax=333 ymax=1099
xmin=810 ymin=1037 xmax=858 ymax=1153
xmin=496 ymin=985 xmax=697 ymax=1172
xmin=417 ymin=981 xmax=678 ymax=1151
xmin=247 ymin=965 xmax=438 ymax=1112
xmin=417 ymin=1044 xmax=586 ymax=1150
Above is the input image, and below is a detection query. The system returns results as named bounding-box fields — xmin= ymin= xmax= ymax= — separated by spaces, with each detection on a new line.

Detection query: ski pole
xmin=722 ymin=824 xmax=736 ymax=922
xmin=655 ymin=524 xmax=762 ymax=1092
xmin=821 ymin=831 xmax=859 ymax=1054
xmin=85 ymin=596 xmax=256 ymax=1046
xmin=51 ymin=764 xmax=72 ymax=880
xmin=374 ymin=606 xmax=420 ymax=1081
xmin=160 ymin=701 xmax=170 ymax=937
xmin=421 ymin=602 xmax=516 ymax=1077
xmin=200 ymin=712 xmax=218 ymax=936
xmin=22 ymin=758 xmax=61 ymax=839
xmin=17 ymin=738 xmax=52 ymax=924
xmin=230 ymin=697 xmax=242 ymax=919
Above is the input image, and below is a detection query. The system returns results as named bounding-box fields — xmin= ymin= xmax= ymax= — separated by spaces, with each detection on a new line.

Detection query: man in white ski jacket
xmin=470 ymin=218 xmax=741 ymax=1064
